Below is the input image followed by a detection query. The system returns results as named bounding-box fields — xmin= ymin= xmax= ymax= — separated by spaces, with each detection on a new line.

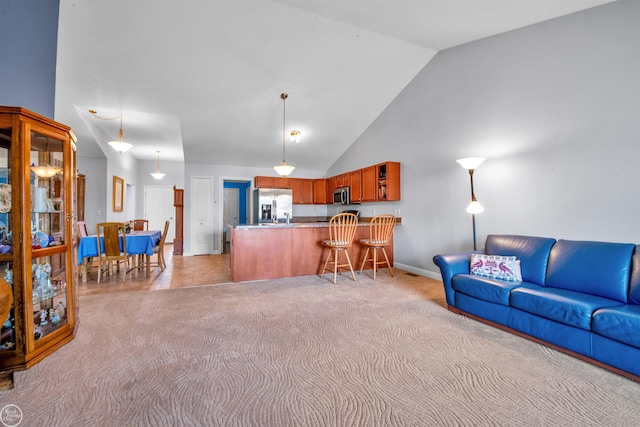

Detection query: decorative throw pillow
xmin=470 ymin=254 xmax=523 ymax=282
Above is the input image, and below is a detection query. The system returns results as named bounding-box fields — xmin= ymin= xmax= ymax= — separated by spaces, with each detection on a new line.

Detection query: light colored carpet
xmin=2 ymin=271 xmax=640 ymax=426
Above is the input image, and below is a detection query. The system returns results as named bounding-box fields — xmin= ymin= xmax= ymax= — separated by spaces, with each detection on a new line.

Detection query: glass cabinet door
xmin=0 ymin=128 xmax=15 ymax=352
xmin=28 ymin=130 xmax=69 ymax=347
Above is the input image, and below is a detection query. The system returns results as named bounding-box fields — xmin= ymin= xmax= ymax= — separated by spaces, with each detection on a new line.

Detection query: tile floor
xmin=77 ymin=244 xmax=232 ymax=297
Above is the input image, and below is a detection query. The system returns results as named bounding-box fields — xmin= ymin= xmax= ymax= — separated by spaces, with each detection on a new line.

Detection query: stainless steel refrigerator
xmin=254 ymin=188 xmax=293 ymax=224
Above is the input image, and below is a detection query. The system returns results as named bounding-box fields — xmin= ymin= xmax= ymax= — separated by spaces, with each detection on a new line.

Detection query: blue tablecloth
xmin=77 ymin=230 xmax=161 ymax=265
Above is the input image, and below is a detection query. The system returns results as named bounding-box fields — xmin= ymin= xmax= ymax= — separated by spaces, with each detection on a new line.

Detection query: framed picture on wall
xmin=113 ymin=175 xmax=124 ymax=212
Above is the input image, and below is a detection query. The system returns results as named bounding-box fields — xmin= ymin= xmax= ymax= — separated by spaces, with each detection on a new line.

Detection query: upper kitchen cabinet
xmin=376 ymin=162 xmax=401 ymax=201
xmin=349 ymin=169 xmax=362 ymax=203
xmin=313 ymin=179 xmax=327 ymax=204
xmin=254 ymin=176 xmax=292 ymax=189
xmin=0 ymin=107 xmax=78 ymax=379
xmin=361 ymin=166 xmax=377 ymax=202
xmin=362 ymin=162 xmax=401 ymax=202
xmin=292 ymin=179 xmax=313 ymax=204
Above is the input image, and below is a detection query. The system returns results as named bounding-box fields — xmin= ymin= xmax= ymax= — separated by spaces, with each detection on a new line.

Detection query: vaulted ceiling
xmin=54 ymin=0 xmax=614 ymax=171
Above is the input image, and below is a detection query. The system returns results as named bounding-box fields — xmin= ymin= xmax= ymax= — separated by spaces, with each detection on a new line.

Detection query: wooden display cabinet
xmin=0 ymin=107 xmax=78 ymax=383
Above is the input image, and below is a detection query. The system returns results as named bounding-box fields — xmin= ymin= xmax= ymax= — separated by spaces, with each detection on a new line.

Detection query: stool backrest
xmin=369 ymin=214 xmax=396 ymax=244
xmin=328 ymin=213 xmax=359 ymax=246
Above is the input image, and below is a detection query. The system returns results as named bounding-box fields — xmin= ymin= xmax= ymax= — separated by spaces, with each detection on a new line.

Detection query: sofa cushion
xmin=510 ymin=286 xmax=621 ymax=330
xmin=628 ymin=246 xmax=640 ymax=305
xmin=545 ymin=240 xmax=636 ymax=303
xmin=592 ymin=305 xmax=640 ymax=348
xmin=484 ymin=235 xmax=556 ymax=286
xmin=452 ymin=274 xmax=527 ymax=306
xmin=470 ymin=254 xmax=522 ymax=282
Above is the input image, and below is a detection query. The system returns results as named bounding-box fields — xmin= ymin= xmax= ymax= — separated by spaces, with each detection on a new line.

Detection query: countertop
xmin=230 ymin=217 xmax=401 ymax=229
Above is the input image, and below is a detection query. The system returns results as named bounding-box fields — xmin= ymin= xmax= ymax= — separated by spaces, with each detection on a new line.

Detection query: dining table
xmin=77 ymin=229 xmax=162 ymax=282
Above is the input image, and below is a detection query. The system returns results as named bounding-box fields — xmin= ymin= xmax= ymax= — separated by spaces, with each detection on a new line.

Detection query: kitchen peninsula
xmin=229 ymin=221 xmax=397 ymax=282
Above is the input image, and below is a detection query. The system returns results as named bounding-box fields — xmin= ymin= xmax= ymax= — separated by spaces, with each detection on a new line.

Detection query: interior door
xmin=144 ymin=185 xmax=175 ymax=242
xmin=190 ymin=176 xmax=213 ymax=255
xmin=223 ymin=188 xmax=239 ymax=243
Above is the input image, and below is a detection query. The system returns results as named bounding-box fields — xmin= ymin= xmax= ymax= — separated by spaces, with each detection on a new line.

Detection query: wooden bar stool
xmin=320 ymin=213 xmax=359 ymax=283
xmin=359 ymin=214 xmax=396 ymax=279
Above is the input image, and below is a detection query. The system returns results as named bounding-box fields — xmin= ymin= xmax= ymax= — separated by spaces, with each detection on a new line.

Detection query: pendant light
xmin=31 ymin=164 xmax=61 ymax=178
xmin=273 ymin=93 xmax=295 ymax=177
xmin=89 ymin=109 xmax=133 ymax=153
xmin=30 ymin=136 xmax=61 ymax=178
xmin=150 ymin=150 xmax=165 ymax=180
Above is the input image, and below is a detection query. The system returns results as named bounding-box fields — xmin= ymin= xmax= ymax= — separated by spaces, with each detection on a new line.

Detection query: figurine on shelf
xmin=56 ymin=301 xmax=65 ymax=319
xmin=40 ymin=310 xmax=48 ymax=326
xmin=35 ymin=263 xmax=52 ymax=291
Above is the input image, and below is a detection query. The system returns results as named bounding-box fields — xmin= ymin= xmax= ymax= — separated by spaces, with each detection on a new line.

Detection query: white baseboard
xmin=394 ymin=263 xmax=442 ymax=281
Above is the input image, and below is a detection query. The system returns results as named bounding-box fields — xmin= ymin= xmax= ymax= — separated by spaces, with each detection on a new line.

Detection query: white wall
xmin=135 ymin=158 xmax=186 ymax=218
xmin=76 ymin=156 xmax=107 ymax=233
xmin=329 ymin=1 xmax=640 ymax=277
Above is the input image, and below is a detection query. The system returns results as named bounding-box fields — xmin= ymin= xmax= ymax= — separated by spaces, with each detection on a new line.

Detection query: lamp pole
xmin=456 ymin=157 xmax=485 ymax=251
xmin=468 ymin=168 xmax=478 ymax=251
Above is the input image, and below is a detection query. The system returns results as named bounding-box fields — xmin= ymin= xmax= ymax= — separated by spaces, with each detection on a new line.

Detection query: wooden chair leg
xmin=381 ymin=248 xmax=394 ymax=277
xmin=343 ymin=250 xmax=356 ymax=281
xmin=333 ymin=249 xmax=339 ymax=283
xmin=359 ymin=247 xmax=371 ymax=274
xmin=372 ymin=247 xmax=378 ymax=279
xmin=321 ymin=250 xmax=332 ymax=280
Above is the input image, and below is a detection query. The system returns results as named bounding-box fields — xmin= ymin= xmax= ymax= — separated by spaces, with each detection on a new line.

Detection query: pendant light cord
xmin=281 ymin=93 xmax=288 ymax=163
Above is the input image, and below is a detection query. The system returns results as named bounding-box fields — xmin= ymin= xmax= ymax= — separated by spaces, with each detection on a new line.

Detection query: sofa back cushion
xmin=484 ymin=235 xmax=556 ymax=286
xmin=546 ymin=239 xmax=636 ymax=303
xmin=628 ymin=246 xmax=640 ymax=305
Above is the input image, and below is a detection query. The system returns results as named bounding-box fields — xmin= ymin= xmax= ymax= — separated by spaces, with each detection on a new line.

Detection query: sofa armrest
xmin=433 ymin=251 xmax=475 ymax=306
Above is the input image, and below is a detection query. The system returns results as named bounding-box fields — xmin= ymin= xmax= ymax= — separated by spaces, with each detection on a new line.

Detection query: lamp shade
xmin=466 ymin=200 xmax=485 ymax=214
xmin=31 ymin=164 xmax=61 ymax=178
xmin=273 ymin=162 xmax=295 ymax=177
xmin=108 ymin=140 xmax=133 ymax=153
xmin=456 ymin=157 xmax=485 ymax=170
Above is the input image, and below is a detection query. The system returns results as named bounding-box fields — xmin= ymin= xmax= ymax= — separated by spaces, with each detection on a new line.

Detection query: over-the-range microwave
xmin=333 ymin=186 xmax=350 ymax=205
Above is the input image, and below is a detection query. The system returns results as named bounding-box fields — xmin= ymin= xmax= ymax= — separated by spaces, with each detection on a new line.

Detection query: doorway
xmin=222 ymin=180 xmax=251 ymax=252
xmin=190 ymin=176 xmax=214 ymax=255
xmin=144 ymin=185 xmax=175 ymax=243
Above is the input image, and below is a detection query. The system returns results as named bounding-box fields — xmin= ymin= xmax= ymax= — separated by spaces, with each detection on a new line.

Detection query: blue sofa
xmin=433 ymin=234 xmax=640 ymax=381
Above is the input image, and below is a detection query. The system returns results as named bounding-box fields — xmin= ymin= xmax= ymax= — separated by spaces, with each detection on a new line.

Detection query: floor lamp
xmin=456 ymin=157 xmax=485 ymax=250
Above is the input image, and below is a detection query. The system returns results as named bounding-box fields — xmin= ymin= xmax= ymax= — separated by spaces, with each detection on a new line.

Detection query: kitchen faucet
xmin=284 ymin=211 xmax=290 ymax=224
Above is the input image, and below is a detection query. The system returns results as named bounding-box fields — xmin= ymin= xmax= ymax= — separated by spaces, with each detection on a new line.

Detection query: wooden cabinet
xmin=254 ymin=176 xmax=292 ymax=189
xmin=256 ymin=161 xmax=400 ymax=206
xmin=361 ymin=166 xmax=377 ymax=202
xmin=173 ymin=186 xmax=184 ymax=255
xmin=361 ymin=162 xmax=401 ymax=202
xmin=313 ymin=179 xmax=327 ymax=204
xmin=0 ymin=107 xmax=78 ymax=378
xmin=76 ymin=174 xmax=85 ymax=222
xmin=292 ymin=179 xmax=313 ymax=204
xmin=377 ymin=162 xmax=401 ymax=201
xmin=348 ymin=170 xmax=362 ymax=203
xmin=334 ymin=174 xmax=348 ymax=188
